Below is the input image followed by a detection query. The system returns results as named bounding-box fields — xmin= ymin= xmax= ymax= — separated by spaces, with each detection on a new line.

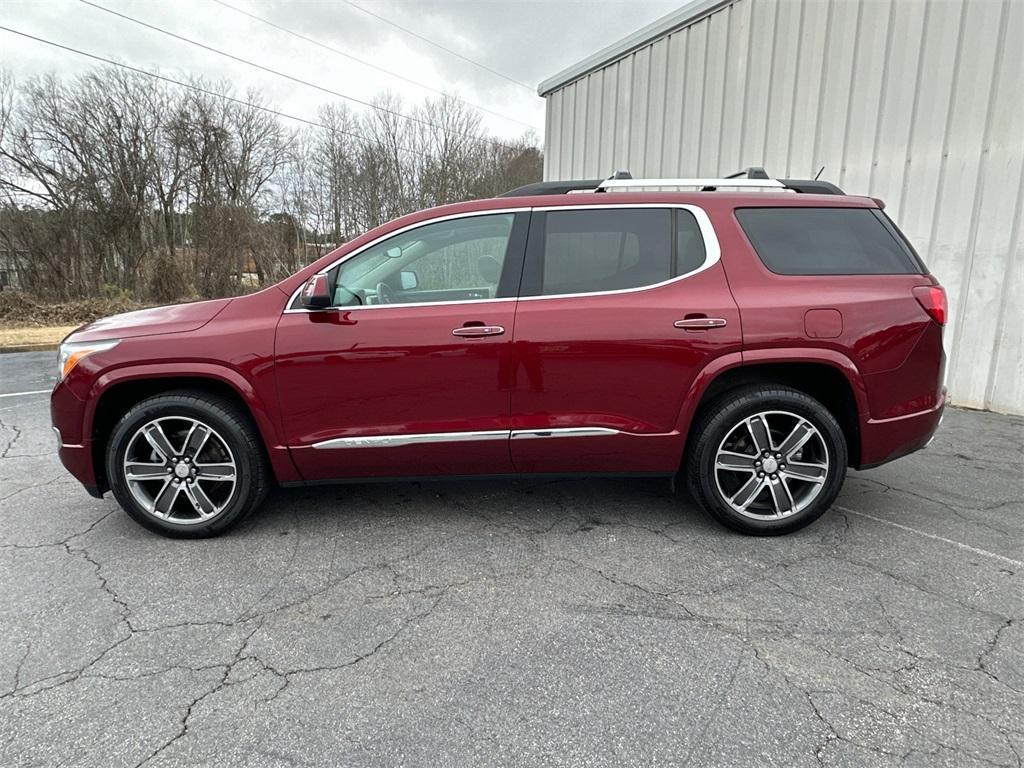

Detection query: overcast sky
xmin=0 ymin=0 xmax=683 ymax=142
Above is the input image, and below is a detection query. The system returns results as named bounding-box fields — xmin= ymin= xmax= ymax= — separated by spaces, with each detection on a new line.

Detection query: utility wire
xmin=0 ymin=24 xmax=428 ymax=158
xmin=210 ymin=0 xmax=535 ymax=130
xmin=342 ymin=0 xmax=534 ymax=91
xmin=78 ymin=0 xmax=522 ymax=153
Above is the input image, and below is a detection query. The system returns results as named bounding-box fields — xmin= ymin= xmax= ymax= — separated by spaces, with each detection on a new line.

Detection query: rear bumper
xmin=857 ymin=391 xmax=945 ymax=469
xmin=51 ymin=380 xmax=103 ymax=497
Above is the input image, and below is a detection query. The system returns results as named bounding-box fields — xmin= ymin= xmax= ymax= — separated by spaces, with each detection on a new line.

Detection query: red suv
xmin=50 ymin=170 xmax=947 ymax=538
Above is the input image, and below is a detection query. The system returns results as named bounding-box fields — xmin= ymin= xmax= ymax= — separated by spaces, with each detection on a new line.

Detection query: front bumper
xmin=857 ymin=391 xmax=946 ymax=469
xmin=51 ymin=379 xmax=103 ymax=497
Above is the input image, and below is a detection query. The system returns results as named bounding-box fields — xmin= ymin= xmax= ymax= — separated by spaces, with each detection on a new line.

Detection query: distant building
xmin=538 ymin=0 xmax=1022 ymax=414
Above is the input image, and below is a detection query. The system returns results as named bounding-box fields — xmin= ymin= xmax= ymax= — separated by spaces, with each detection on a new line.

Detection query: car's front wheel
xmin=686 ymin=385 xmax=847 ymax=535
xmin=106 ymin=391 xmax=269 ymax=538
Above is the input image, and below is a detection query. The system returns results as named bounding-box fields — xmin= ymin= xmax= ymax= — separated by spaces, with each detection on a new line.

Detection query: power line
xmin=0 ymin=24 xmax=428 ymax=158
xmin=209 ymin=0 xmax=535 ymax=130
xmin=342 ymin=0 xmax=534 ymax=92
xmin=78 ymin=0 xmax=522 ymax=153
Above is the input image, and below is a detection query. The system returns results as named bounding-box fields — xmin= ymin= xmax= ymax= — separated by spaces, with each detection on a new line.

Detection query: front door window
xmin=327 ymin=213 xmax=515 ymax=307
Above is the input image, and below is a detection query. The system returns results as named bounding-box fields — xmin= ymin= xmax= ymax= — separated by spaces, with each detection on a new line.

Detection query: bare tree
xmin=0 ymin=65 xmax=541 ymax=303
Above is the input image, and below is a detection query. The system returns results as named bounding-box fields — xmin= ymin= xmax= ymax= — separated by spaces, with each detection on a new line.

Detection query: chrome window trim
xmin=291 ymin=295 xmax=518 ymax=313
xmin=309 ymin=426 xmax=626 ymax=449
xmin=521 ymin=203 xmax=720 ymax=302
xmin=282 ymin=203 xmax=720 ymax=314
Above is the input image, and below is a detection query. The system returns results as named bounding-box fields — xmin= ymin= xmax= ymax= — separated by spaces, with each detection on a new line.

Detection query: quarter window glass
xmin=675 ymin=209 xmax=707 ymax=274
xmin=736 ymin=207 xmax=921 ymax=275
xmin=539 ymin=209 xmax=672 ymax=295
xmin=327 ymin=213 xmax=514 ymax=307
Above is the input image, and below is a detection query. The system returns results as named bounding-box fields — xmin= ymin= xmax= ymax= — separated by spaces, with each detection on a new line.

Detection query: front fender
xmin=85 ymin=361 xmax=301 ymax=484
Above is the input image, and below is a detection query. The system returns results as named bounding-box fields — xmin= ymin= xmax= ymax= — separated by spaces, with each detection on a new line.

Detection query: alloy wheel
xmin=713 ymin=410 xmax=830 ymax=520
xmin=122 ymin=416 xmax=238 ymax=524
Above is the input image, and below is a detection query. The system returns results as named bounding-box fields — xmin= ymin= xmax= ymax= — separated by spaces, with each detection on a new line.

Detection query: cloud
xmin=0 ymin=0 xmax=681 ymax=140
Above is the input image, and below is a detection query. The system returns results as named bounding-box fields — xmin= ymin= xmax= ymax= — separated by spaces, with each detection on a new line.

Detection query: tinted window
xmin=676 ymin=209 xmax=707 ymax=274
xmin=533 ymin=208 xmax=673 ymax=296
xmin=736 ymin=207 xmax=921 ymax=275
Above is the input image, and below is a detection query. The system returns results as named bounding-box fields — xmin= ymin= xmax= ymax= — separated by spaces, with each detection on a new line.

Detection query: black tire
xmin=685 ymin=385 xmax=847 ymax=536
xmin=106 ymin=390 xmax=270 ymax=538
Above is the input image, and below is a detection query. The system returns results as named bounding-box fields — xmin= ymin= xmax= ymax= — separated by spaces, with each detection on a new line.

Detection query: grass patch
xmin=0 ymin=325 xmax=77 ymax=348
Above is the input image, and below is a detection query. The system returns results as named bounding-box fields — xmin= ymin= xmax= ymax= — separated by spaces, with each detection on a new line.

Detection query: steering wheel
xmin=375 ymin=281 xmax=394 ymax=304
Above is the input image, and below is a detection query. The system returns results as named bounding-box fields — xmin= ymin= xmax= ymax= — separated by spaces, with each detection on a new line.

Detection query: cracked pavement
xmin=1 ymin=350 xmax=1022 ymax=767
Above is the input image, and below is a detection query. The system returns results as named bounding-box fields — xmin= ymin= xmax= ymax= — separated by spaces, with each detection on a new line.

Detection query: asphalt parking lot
xmin=1 ymin=350 xmax=1022 ymax=767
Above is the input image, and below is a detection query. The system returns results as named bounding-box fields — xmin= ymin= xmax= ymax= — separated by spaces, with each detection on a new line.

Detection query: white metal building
xmin=538 ymin=0 xmax=1023 ymax=414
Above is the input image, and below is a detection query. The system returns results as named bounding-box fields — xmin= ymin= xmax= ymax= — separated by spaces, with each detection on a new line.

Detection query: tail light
xmin=913 ymin=285 xmax=947 ymax=325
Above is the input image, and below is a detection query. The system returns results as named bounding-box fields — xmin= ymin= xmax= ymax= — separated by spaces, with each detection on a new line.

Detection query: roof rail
xmin=597 ymin=177 xmax=786 ymax=191
xmin=498 ymin=179 xmax=604 ymax=197
xmin=499 ymin=169 xmax=633 ymax=198
xmin=498 ymin=168 xmax=844 ymax=197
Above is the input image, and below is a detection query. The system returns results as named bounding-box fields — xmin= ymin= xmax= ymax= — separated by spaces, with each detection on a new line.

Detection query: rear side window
xmin=676 ymin=209 xmax=707 ymax=274
xmin=524 ymin=207 xmax=707 ymax=297
xmin=736 ymin=207 xmax=922 ymax=275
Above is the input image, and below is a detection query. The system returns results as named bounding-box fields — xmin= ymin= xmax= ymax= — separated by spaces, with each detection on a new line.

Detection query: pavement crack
xmin=65 ymin=537 xmax=133 ymax=633
xmin=849 ymin=476 xmax=1017 ymax=535
xmin=133 ymin=621 xmax=264 ymax=767
xmin=977 ymin=618 xmax=1019 ymax=692
xmin=0 ymin=415 xmax=23 ymax=459
xmin=12 ymin=642 xmax=32 ymax=693
xmin=280 ymin=588 xmax=449 ymax=679
xmin=823 ymin=550 xmax=1013 ymax=622
xmin=0 ymin=475 xmax=65 ymax=504
xmin=680 ymin=654 xmax=743 ymax=767
xmin=0 ymin=509 xmax=117 ymax=551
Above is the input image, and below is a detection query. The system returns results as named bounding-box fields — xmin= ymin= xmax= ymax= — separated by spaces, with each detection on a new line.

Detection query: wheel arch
xmin=676 ymin=350 xmax=867 ymax=467
xmin=87 ymin=364 xmax=298 ymax=492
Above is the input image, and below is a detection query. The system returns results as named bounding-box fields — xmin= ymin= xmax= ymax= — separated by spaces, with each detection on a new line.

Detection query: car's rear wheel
xmin=686 ymin=385 xmax=847 ymax=535
xmin=106 ymin=391 xmax=269 ymax=538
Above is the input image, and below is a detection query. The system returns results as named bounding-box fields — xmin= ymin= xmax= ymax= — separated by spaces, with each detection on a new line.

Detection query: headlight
xmin=58 ymin=338 xmax=120 ymax=380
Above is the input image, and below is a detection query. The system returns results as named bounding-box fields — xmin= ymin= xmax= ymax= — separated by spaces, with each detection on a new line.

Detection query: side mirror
xmin=300 ymin=273 xmax=332 ymax=309
xmin=400 ymin=270 xmax=418 ymax=291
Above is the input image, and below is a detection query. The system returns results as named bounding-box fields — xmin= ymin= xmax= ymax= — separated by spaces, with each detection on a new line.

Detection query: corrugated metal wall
xmin=542 ymin=0 xmax=1023 ymax=414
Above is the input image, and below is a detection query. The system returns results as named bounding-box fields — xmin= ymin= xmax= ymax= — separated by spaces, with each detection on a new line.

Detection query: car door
xmin=509 ymin=204 xmax=742 ymax=474
xmin=275 ymin=210 xmax=529 ymax=481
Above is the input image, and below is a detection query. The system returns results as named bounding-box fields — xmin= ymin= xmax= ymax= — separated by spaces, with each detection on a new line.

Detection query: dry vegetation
xmin=0 ymin=65 xmax=542 ymax=306
xmin=0 ymin=324 xmax=77 ymax=348
xmin=0 ymin=290 xmax=150 ymax=348
xmin=0 ymin=290 xmax=147 ymax=327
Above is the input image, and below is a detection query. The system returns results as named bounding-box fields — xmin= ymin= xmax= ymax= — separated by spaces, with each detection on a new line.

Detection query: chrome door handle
xmin=452 ymin=325 xmax=505 ymax=337
xmin=674 ymin=318 xmax=727 ymax=329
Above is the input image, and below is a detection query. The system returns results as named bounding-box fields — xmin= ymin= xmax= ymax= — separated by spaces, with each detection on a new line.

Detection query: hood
xmin=68 ymin=297 xmax=232 ymax=342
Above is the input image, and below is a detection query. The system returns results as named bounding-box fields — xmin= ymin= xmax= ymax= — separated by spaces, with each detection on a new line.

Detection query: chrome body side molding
xmin=312 ymin=430 xmax=509 ymax=450
xmin=509 ymin=427 xmax=620 ymax=439
xmin=310 ymin=427 xmax=624 ymax=449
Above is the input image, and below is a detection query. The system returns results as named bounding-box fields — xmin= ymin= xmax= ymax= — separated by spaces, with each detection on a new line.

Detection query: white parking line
xmin=0 ymin=389 xmax=50 ymax=398
xmin=836 ymin=505 xmax=1023 ymax=568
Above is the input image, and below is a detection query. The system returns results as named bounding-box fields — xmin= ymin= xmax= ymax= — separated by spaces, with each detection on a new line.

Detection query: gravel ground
xmin=1 ymin=350 xmax=1022 ymax=767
